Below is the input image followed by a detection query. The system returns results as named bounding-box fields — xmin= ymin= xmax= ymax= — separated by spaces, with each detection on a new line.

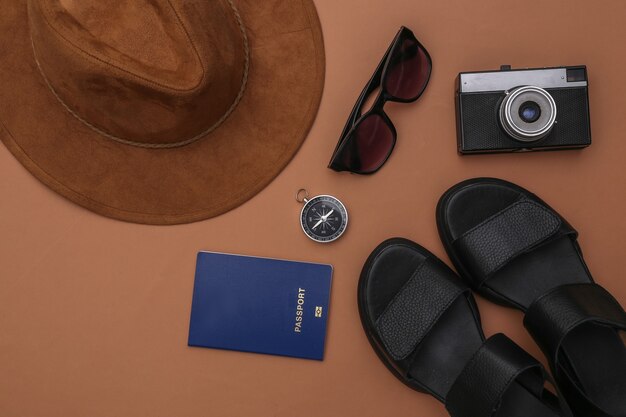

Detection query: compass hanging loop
xmin=295 ymin=188 xmax=309 ymax=204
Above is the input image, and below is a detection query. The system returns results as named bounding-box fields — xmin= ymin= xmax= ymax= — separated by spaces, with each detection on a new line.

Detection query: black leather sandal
xmin=358 ymin=238 xmax=569 ymax=417
xmin=437 ymin=178 xmax=626 ymax=417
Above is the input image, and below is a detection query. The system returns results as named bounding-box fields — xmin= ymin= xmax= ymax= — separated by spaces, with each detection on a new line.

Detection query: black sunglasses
xmin=328 ymin=27 xmax=432 ymax=174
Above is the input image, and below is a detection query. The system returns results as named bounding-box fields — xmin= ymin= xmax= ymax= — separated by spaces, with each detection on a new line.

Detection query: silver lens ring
xmin=499 ymin=86 xmax=557 ymax=142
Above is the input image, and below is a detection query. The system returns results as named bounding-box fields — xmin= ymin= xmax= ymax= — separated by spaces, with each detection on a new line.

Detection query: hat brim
xmin=0 ymin=1 xmax=325 ymax=224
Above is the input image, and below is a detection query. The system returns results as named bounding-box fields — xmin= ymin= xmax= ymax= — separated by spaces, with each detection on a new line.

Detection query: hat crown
xmin=28 ymin=0 xmax=248 ymax=147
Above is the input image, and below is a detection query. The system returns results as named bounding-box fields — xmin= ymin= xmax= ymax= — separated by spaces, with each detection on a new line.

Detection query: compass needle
xmin=312 ymin=219 xmax=323 ymax=230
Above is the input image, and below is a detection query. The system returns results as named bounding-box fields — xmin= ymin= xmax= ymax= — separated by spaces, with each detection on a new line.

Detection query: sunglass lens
xmin=339 ymin=114 xmax=394 ymax=173
xmin=383 ymin=37 xmax=431 ymax=100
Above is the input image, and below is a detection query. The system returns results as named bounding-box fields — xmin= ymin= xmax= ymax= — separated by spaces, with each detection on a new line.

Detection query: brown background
xmin=1 ymin=0 xmax=626 ymax=415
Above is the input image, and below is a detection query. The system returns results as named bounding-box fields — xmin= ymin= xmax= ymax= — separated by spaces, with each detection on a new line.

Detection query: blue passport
xmin=188 ymin=251 xmax=333 ymax=360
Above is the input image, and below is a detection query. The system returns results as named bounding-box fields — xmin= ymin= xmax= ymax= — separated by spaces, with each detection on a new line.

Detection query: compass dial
xmin=300 ymin=195 xmax=348 ymax=243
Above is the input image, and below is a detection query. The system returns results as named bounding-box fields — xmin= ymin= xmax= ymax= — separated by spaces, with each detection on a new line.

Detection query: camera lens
xmin=519 ymin=101 xmax=541 ymax=123
xmin=499 ymin=86 xmax=557 ymax=142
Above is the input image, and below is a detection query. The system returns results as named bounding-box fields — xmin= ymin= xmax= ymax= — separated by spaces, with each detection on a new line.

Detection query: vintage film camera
xmin=456 ymin=65 xmax=591 ymax=154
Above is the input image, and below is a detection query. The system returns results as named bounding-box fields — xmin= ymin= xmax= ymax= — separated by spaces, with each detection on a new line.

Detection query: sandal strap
xmin=376 ymin=257 xmax=467 ymax=361
xmin=524 ymin=283 xmax=626 ymax=368
xmin=445 ymin=333 xmax=547 ymax=417
xmin=452 ymin=199 xmax=576 ymax=288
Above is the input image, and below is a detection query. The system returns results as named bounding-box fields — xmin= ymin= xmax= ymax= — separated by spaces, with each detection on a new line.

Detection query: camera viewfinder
xmin=567 ymin=68 xmax=586 ymax=82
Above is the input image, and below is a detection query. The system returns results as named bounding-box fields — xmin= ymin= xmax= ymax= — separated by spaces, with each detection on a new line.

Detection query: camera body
xmin=455 ymin=65 xmax=591 ymax=154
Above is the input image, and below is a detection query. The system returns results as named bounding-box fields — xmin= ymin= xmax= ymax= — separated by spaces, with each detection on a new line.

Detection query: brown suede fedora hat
xmin=0 ymin=0 xmax=325 ymax=225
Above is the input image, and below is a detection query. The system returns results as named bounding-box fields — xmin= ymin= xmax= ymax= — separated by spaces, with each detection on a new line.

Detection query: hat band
xmin=30 ymin=0 xmax=249 ymax=149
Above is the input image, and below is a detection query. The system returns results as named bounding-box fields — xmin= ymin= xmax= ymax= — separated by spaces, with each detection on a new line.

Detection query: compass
xmin=296 ymin=189 xmax=348 ymax=243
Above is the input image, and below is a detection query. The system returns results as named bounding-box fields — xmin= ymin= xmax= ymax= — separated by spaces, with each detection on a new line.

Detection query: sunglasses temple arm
xmin=350 ymin=37 xmax=396 ymax=124
xmin=331 ymin=36 xmax=395 ymax=160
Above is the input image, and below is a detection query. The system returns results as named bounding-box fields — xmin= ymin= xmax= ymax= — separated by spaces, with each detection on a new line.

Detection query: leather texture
xmin=524 ymin=283 xmax=626 ymax=366
xmin=360 ymin=238 xmax=569 ymax=416
xmin=445 ymin=333 xmax=546 ymax=417
xmin=376 ymin=258 xmax=465 ymax=360
xmin=438 ymin=178 xmax=626 ymax=417
xmin=453 ymin=199 xmax=562 ymax=283
xmin=29 ymin=0 xmax=246 ymax=146
xmin=0 ymin=0 xmax=326 ymax=224
xmin=358 ymin=238 xmax=484 ymax=395
xmin=525 ymin=283 xmax=626 ymax=417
